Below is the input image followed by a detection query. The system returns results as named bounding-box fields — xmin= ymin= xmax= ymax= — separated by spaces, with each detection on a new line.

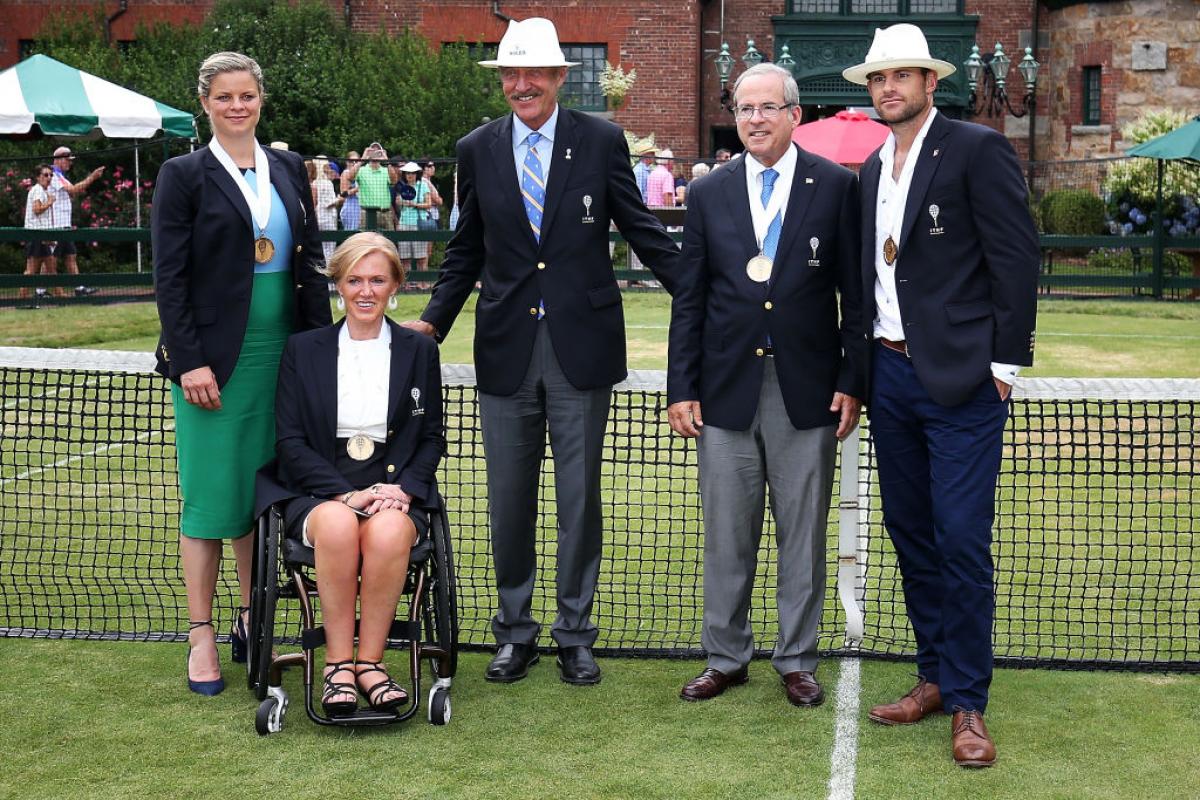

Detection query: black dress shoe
xmin=556 ymin=645 xmax=601 ymax=685
xmin=485 ymin=643 xmax=539 ymax=683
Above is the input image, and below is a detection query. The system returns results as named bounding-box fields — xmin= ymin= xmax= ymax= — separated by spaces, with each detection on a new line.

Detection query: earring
xmin=336 ymin=295 xmax=345 ymax=311
xmin=387 ymin=294 xmax=398 ymax=311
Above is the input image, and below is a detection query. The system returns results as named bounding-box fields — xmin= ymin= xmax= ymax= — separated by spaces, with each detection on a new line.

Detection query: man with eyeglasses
xmin=667 ymin=62 xmax=864 ymax=707
xmin=406 ymin=17 xmax=679 ymax=687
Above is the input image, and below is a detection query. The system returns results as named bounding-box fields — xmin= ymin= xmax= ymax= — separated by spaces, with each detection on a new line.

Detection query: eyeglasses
xmin=38 ymin=172 xmax=51 ymax=178
xmin=733 ymin=103 xmax=794 ymax=121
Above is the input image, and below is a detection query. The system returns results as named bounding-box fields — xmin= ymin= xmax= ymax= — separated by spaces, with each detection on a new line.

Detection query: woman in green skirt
xmin=152 ymin=52 xmax=332 ymax=695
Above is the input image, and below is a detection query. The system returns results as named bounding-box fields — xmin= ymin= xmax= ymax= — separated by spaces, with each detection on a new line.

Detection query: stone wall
xmin=1041 ymin=0 xmax=1200 ymax=161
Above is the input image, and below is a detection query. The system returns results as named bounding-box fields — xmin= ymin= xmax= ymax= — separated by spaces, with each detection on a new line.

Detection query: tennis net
xmin=1 ymin=347 xmax=1196 ymax=670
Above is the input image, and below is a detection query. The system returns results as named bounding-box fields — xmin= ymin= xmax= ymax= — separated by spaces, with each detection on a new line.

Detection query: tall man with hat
xmin=842 ymin=23 xmax=1038 ymax=767
xmin=666 ymin=62 xmax=864 ymax=708
xmin=49 ymin=146 xmax=105 ymax=294
xmin=405 ymin=17 xmax=680 ymax=685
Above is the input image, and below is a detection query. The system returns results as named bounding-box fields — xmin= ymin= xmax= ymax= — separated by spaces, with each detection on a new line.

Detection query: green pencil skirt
xmin=171 ymin=271 xmax=294 ymax=539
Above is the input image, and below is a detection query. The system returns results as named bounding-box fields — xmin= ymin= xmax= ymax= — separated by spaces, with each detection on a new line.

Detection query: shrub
xmin=1087 ymin=247 xmax=1189 ymax=276
xmin=1039 ymin=189 xmax=1106 ymax=235
xmin=1103 ymin=109 xmax=1200 ymax=237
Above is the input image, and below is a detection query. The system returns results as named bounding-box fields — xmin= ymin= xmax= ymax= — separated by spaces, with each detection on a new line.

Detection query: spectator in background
xmin=339 ymin=150 xmax=363 ymax=231
xmin=714 ymin=147 xmax=733 ymax=167
xmin=395 ymin=161 xmax=431 ymax=271
xmin=49 ymin=146 xmax=104 ymax=295
xmin=421 ymin=160 xmax=443 ymax=229
xmin=681 ymin=162 xmax=713 ymax=207
xmin=21 ymin=164 xmax=57 ymax=302
xmin=311 ymin=155 xmax=340 ymax=264
xmin=349 ymin=143 xmax=396 ymax=230
xmin=646 ymin=148 xmax=676 ymax=208
xmin=632 ymin=143 xmax=655 ymax=205
xmin=447 ymin=169 xmax=460 ymax=231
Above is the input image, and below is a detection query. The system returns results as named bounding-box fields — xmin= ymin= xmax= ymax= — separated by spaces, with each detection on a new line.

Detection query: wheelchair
xmin=246 ymin=496 xmax=458 ymax=735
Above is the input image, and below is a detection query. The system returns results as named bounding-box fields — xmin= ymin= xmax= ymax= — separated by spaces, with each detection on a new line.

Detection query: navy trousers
xmin=869 ymin=343 xmax=1009 ymax=713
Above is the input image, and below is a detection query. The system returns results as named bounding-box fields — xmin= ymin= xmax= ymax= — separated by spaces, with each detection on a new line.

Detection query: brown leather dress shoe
xmin=868 ymin=677 xmax=943 ymax=725
xmin=952 ymin=710 xmax=997 ymax=767
xmin=781 ymin=671 xmax=824 ymax=707
xmin=680 ymin=667 xmax=748 ymax=701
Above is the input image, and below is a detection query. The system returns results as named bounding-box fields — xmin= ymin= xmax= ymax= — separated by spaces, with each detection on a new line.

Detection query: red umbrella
xmin=791 ymin=109 xmax=890 ymax=166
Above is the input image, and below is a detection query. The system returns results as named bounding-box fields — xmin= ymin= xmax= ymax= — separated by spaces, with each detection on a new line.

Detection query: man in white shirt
xmin=667 ymin=62 xmax=864 ymax=708
xmin=49 ymin=146 xmax=105 ymax=294
xmin=843 ymin=24 xmax=1038 ymax=768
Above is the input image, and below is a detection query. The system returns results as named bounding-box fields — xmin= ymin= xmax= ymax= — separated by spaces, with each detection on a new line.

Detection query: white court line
xmin=827 ymin=657 xmax=862 ymax=800
xmin=1038 ymin=332 xmax=1200 ymax=340
xmin=0 ymin=427 xmax=169 ymax=490
xmin=1 ymin=376 xmax=106 ymax=412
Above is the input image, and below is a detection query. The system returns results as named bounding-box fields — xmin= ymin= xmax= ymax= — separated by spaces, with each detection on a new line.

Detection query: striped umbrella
xmin=0 ymin=54 xmax=195 ymax=139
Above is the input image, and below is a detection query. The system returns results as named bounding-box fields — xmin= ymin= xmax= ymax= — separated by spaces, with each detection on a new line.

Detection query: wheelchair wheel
xmin=255 ymin=687 xmax=288 ymax=736
xmin=428 ymin=684 xmax=451 ymax=726
xmin=424 ymin=499 xmax=458 ymax=677
xmin=248 ymin=508 xmax=281 ymax=700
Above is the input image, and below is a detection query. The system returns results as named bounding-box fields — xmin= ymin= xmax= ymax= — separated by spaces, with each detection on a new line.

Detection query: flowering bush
xmin=598 ymin=61 xmax=637 ymax=111
xmin=1103 ymin=109 xmax=1200 ymax=237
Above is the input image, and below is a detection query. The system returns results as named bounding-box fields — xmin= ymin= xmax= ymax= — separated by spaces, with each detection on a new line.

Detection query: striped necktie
xmin=761 ymin=167 xmax=782 ymax=261
xmin=521 ymin=132 xmax=546 ymax=242
xmin=521 ymin=131 xmax=547 ymax=318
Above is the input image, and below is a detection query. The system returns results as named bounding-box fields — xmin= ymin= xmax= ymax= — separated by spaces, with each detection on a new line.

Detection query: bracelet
xmin=341 ymin=491 xmax=355 ymax=505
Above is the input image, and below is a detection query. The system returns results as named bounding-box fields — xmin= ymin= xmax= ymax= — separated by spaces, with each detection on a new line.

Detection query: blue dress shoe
xmin=187 ymin=620 xmax=225 ymax=696
xmin=485 ymin=643 xmax=539 ymax=683
xmin=230 ymin=606 xmax=249 ymax=664
xmin=557 ymin=645 xmax=601 ymax=685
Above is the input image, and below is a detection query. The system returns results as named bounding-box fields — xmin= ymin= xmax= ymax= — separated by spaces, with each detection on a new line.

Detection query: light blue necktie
xmin=521 ymin=132 xmax=547 ymax=318
xmin=761 ymin=167 xmax=782 ymax=261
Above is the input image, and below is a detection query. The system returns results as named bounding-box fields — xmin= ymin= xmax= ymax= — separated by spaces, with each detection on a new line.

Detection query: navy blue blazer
xmin=255 ymin=318 xmax=445 ymax=513
xmin=858 ymin=113 xmax=1039 ymax=407
xmin=152 ymin=145 xmax=332 ymax=387
xmin=667 ymin=145 xmax=865 ymax=431
xmin=420 ymin=108 xmax=682 ymax=396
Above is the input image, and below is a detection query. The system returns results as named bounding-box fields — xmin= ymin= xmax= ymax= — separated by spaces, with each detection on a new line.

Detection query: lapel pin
xmin=565 ymin=148 xmax=572 ymax=160
xmin=932 ymin=148 xmax=940 ymax=157
xmin=805 ymin=177 xmax=814 ymax=184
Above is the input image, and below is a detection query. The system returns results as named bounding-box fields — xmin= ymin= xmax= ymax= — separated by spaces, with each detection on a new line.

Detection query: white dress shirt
xmin=743 ymin=144 xmax=797 ymax=250
xmin=336 ymin=322 xmax=391 ymax=442
xmin=872 ymin=108 xmax=1018 ymax=385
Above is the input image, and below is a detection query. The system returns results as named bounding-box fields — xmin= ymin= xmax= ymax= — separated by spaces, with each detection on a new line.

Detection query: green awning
xmin=0 ymin=54 xmax=195 ymax=139
xmin=1126 ymin=116 xmax=1200 ymax=164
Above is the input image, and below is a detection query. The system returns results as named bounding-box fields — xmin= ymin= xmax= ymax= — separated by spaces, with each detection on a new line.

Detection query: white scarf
xmin=208 ymin=136 xmax=272 ymax=236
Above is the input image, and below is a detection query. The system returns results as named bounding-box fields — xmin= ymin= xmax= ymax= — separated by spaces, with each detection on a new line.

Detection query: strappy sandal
xmin=321 ymin=659 xmax=359 ymax=717
xmin=186 ymin=620 xmax=225 ymax=696
xmin=230 ymin=605 xmax=250 ymax=664
xmin=355 ymin=661 xmax=408 ymax=712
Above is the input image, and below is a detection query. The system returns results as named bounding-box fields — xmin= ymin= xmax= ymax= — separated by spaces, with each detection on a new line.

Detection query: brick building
xmin=3 ymin=0 xmax=1197 ymax=163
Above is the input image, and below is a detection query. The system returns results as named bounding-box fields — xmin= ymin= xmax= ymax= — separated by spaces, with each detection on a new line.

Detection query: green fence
xmin=2 ymin=226 xmax=1199 ymax=306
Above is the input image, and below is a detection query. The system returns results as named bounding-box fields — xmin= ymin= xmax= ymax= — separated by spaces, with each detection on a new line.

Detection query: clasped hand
xmin=346 ymin=483 xmax=412 ymax=515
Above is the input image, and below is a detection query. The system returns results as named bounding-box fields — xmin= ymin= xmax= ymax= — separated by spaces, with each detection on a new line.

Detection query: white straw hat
xmin=399 ymin=161 xmax=422 ymax=173
xmin=478 ymin=18 xmax=581 ymax=68
xmin=842 ymin=24 xmax=956 ymax=86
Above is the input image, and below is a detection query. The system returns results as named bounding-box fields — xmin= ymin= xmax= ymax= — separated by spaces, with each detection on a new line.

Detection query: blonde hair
xmin=324 ymin=231 xmax=406 ymax=284
xmin=197 ymin=52 xmax=265 ymax=98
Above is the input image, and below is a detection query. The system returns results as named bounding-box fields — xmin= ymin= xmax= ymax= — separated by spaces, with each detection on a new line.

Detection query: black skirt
xmin=281 ymin=437 xmax=430 ymax=544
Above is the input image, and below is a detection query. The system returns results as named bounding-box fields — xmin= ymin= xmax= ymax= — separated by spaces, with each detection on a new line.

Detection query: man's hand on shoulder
xmin=401 ymin=320 xmax=438 ymax=338
xmin=668 ymin=400 xmax=704 ymax=438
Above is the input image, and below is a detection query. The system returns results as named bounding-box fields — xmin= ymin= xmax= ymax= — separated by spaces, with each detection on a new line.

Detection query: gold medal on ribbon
xmin=882 ymin=235 xmax=898 ymax=266
xmin=346 ymin=434 xmax=375 ymax=461
xmin=254 ymin=235 xmax=276 ymax=264
xmin=746 ymin=254 xmax=773 ymax=283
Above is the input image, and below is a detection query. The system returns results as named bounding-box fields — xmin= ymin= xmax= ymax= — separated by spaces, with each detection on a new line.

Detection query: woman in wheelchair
xmin=259 ymin=231 xmax=444 ymax=716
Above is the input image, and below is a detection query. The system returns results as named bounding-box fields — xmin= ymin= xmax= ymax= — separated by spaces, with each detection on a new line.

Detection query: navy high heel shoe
xmin=186 ymin=620 xmax=225 ymax=696
xmin=230 ymin=606 xmax=249 ymax=664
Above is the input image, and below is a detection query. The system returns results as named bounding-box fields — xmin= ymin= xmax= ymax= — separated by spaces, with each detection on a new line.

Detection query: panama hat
xmin=842 ymin=24 xmax=956 ymax=86
xmin=656 ymin=148 xmax=674 ymax=160
xmin=478 ymin=18 xmax=581 ymax=68
xmin=399 ymin=161 xmax=422 ymax=173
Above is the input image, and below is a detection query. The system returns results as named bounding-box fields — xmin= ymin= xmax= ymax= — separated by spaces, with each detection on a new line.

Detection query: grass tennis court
xmin=1 ymin=294 xmax=1198 ymax=799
